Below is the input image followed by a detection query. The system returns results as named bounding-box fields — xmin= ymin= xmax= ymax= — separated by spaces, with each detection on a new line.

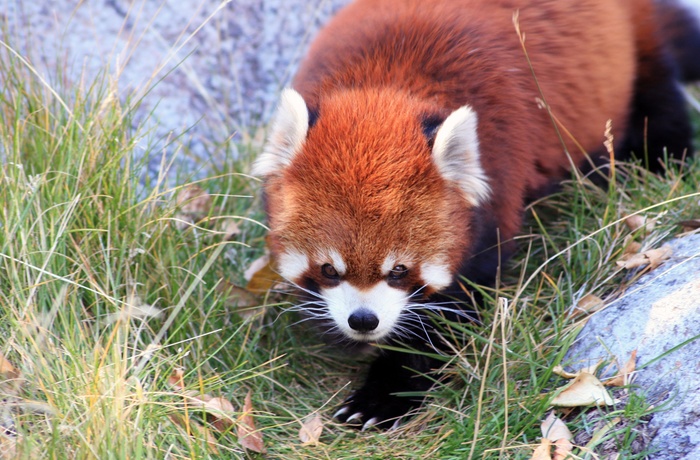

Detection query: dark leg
xmin=615 ymin=22 xmax=697 ymax=174
xmin=334 ymin=348 xmax=440 ymax=430
xmin=618 ymin=74 xmax=693 ymax=173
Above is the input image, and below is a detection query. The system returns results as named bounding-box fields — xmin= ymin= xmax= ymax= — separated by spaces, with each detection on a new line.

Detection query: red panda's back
xmin=293 ymin=0 xmax=638 ymax=201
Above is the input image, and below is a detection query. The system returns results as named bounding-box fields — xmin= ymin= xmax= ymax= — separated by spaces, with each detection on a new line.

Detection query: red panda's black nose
xmin=348 ymin=309 xmax=379 ymax=332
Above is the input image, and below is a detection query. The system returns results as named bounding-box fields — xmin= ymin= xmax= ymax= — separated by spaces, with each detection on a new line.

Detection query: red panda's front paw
xmin=332 ymin=387 xmax=418 ymax=431
xmin=333 ymin=350 xmax=437 ymax=430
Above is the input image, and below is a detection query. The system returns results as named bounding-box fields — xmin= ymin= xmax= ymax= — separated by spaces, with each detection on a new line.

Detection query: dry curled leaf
xmin=177 ymin=185 xmax=212 ymax=216
xmin=553 ymin=360 xmax=603 ymax=380
xmin=644 ymin=245 xmax=673 ymax=268
xmin=217 ymin=280 xmax=263 ymax=319
xmin=575 ymin=293 xmax=605 ymax=316
xmin=551 ymin=372 xmax=614 ymax=407
xmin=166 ymin=369 xmax=235 ymax=433
xmin=174 ymin=185 xmax=213 ymax=229
xmin=616 ymin=244 xmax=672 ymax=270
xmin=299 ymin=413 xmax=324 ymax=445
xmin=245 ymin=253 xmax=284 ymax=294
xmin=218 ymin=217 xmax=241 ymax=240
xmin=625 ymin=214 xmax=655 ymax=233
xmin=541 ymin=412 xmax=573 ymax=442
xmin=541 ymin=412 xmax=573 ymax=460
xmin=530 ymin=438 xmax=552 ymax=460
xmin=206 ymin=397 xmax=235 ymax=433
xmin=238 ymin=391 xmax=265 ymax=453
xmin=0 ymin=353 xmax=19 ymax=381
xmin=604 ymin=350 xmax=637 ymax=387
xmin=167 ymin=369 xmax=209 ymax=402
xmin=553 ymin=438 xmax=573 ymax=460
xmin=552 ymin=365 xmax=578 ymax=380
xmin=623 ymin=240 xmax=642 ymax=256
xmin=678 ymin=219 xmax=700 ymax=233
xmin=167 ymin=368 xmax=186 ymax=390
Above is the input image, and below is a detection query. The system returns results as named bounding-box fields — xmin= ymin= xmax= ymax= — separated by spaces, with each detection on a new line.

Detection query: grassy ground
xmin=1 ymin=31 xmax=700 ymax=460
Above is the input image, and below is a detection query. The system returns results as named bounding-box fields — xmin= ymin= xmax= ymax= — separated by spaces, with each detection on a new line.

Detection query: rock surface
xmin=4 ymin=0 xmax=350 ymax=173
xmin=566 ymin=234 xmax=700 ymax=459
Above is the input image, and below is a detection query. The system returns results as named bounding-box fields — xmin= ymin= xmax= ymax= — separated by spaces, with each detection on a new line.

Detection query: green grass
xmin=1 ymin=31 xmax=699 ymax=460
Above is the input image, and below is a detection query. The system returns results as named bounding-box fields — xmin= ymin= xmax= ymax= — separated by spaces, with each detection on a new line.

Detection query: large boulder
xmin=5 ymin=1 xmax=350 ymax=171
xmin=566 ymin=234 xmax=700 ymax=458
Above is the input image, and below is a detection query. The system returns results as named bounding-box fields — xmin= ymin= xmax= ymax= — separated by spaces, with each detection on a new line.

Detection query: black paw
xmin=333 ymin=384 xmax=420 ymax=431
xmin=332 ymin=349 xmax=438 ymax=430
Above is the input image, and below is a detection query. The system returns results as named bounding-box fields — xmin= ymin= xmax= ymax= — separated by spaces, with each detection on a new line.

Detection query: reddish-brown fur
xmin=265 ymin=0 xmax=662 ymax=289
xmin=255 ymin=0 xmax=700 ymax=429
xmin=266 ymin=88 xmax=474 ymax=291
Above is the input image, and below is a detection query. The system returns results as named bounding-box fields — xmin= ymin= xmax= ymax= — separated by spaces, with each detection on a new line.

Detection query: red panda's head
xmin=253 ymin=88 xmax=490 ymax=343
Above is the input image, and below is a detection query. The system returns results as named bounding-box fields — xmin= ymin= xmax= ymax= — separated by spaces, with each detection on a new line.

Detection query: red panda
xmin=252 ymin=0 xmax=700 ymax=430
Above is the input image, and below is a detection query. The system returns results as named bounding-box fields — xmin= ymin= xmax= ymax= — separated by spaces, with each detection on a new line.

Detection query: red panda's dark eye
xmin=321 ymin=263 xmax=339 ymax=279
xmin=389 ymin=264 xmax=409 ymax=280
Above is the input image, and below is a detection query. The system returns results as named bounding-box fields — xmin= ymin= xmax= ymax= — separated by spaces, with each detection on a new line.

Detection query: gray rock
xmin=3 ymin=0 xmax=350 ymax=175
xmin=566 ymin=234 xmax=700 ymax=459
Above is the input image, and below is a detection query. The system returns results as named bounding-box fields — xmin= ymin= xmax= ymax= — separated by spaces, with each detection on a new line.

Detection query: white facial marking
xmin=277 ymin=250 xmax=310 ymax=282
xmin=251 ymin=88 xmax=309 ymax=177
xmin=323 ymin=281 xmax=407 ymax=341
xmin=421 ymin=261 xmax=453 ymax=291
xmin=380 ymin=251 xmax=410 ymax=275
xmin=432 ymin=105 xmax=491 ymax=206
xmin=327 ymin=249 xmax=347 ymax=275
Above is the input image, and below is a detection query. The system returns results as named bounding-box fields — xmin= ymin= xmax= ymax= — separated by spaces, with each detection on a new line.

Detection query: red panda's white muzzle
xmin=324 ymin=280 xmax=408 ymax=342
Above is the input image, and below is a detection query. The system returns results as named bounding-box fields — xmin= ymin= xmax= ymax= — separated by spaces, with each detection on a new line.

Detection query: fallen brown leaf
xmin=553 ymin=439 xmax=573 ymax=460
xmin=245 ymin=253 xmax=284 ymax=294
xmin=541 ymin=412 xmax=573 ymax=442
xmin=0 ymin=353 xmax=19 ymax=381
xmin=623 ymin=240 xmax=642 ymax=256
xmin=238 ymin=391 xmax=265 ymax=453
xmin=552 ymin=366 xmax=578 ymax=380
xmin=541 ymin=412 xmax=574 ymax=460
xmin=625 ymin=214 xmax=654 ymax=233
xmin=206 ymin=397 xmax=235 ymax=433
xmin=617 ymin=252 xmax=648 ymax=269
xmin=604 ymin=350 xmax=637 ymax=387
xmin=678 ymin=219 xmax=700 ymax=233
xmin=167 ymin=368 xmax=186 ymax=391
xmin=216 ymin=280 xmax=263 ymax=320
xmin=174 ymin=185 xmax=213 ymax=230
xmin=219 ymin=217 xmax=241 ymax=240
xmin=553 ymin=360 xmax=603 ymax=380
xmin=176 ymin=185 xmax=212 ymax=217
xmin=299 ymin=413 xmax=324 ymax=445
xmin=644 ymin=245 xmax=673 ymax=268
xmin=551 ymin=372 xmax=614 ymax=407
xmin=167 ymin=369 xmax=205 ymax=399
xmin=616 ymin=244 xmax=672 ymax=270
xmin=575 ymin=294 xmax=605 ymax=315
xmin=530 ymin=438 xmax=552 ymax=460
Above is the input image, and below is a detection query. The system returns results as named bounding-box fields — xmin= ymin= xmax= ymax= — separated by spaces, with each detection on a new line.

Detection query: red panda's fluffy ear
xmin=252 ymin=89 xmax=309 ymax=177
xmin=431 ymin=106 xmax=491 ymax=206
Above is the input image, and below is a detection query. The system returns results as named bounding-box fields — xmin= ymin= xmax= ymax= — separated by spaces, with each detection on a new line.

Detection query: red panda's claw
xmin=345 ymin=411 xmax=364 ymax=423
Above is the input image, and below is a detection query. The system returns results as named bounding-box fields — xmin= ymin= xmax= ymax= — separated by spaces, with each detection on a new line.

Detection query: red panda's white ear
xmin=252 ymin=89 xmax=309 ymax=177
xmin=431 ymin=106 xmax=490 ymax=206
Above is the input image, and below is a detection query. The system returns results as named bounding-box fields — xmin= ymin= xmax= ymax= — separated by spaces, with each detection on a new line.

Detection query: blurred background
xmin=3 ymin=0 xmax=350 ymax=175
